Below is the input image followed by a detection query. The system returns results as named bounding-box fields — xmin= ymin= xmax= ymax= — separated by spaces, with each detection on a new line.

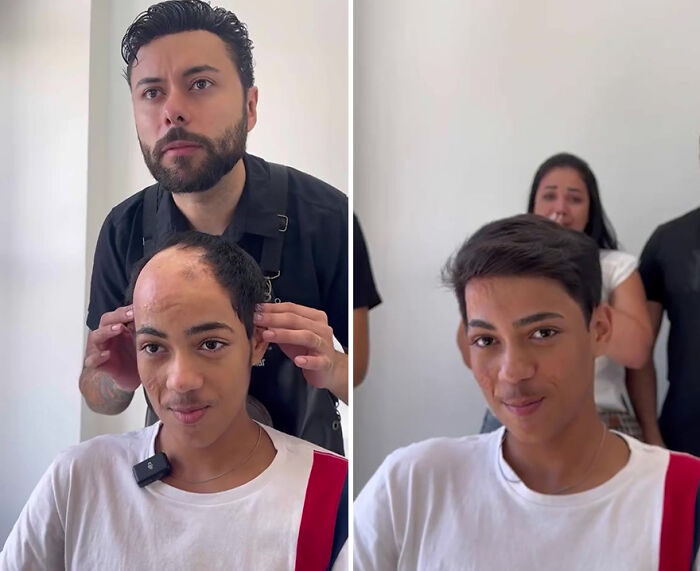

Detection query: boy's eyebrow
xmin=136 ymin=322 xmax=234 ymax=337
xmin=513 ymin=312 xmax=564 ymax=327
xmin=136 ymin=326 xmax=167 ymax=338
xmin=467 ymin=319 xmax=495 ymax=330
xmin=468 ymin=312 xmax=564 ymax=330
xmin=185 ymin=322 xmax=234 ymax=336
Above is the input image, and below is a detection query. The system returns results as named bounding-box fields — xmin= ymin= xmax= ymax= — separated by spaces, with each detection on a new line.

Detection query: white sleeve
xmin=0 ymin=461 xmax=66 ymax=571
xmin=353 ymin=461 xmax=400 ymax=571
xmin=600 ymin=250 xmax=638 ymax=293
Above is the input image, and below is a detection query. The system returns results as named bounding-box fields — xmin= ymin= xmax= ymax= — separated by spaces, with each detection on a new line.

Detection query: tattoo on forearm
xmin=82 ymin=370 xmax=134 ymax=415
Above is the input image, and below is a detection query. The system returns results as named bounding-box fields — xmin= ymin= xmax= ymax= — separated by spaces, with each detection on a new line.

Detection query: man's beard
xmin=139 ymin=115 xmax=248 ymax=194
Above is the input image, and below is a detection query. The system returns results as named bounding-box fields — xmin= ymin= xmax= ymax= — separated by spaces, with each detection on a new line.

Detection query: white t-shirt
xmin=595 ymin=249 xmax=638 ymax=413
xmin=354 ymin=428 xmax=698 ymax=571
xmin=1 ymin=423 xmax=348 ymax=571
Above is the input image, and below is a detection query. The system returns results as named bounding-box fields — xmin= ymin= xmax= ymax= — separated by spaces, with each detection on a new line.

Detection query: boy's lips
xmin=502 ymin=397 xmax=545 ymax=416
xmin=170 ymin=405 xmax=209 ymax=425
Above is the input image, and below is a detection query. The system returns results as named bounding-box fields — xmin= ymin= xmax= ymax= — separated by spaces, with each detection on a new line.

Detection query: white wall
xmin=354 ymin=0 xmax=700 ymax=490
xmin=82 ymin=0 xmax=349 ymax=440
xmin=0 ymin=0 xmax=90 ymax=542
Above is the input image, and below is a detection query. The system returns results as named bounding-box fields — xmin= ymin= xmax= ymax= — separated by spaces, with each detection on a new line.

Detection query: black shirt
xmin=638 ymin=206 xmax=700 ymax=455
xmin=353 ymin=216 xmax=381 ymax=310
xmin=87 ymin=153 xmax=348 ymax=447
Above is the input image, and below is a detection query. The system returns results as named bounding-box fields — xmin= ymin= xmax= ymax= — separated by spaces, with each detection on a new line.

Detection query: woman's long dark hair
xmin=527 ymin=153 xmax=618 ymax=250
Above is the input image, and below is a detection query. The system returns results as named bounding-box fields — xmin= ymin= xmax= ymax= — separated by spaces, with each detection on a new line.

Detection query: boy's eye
xmin=192 ymin=79 xmax=213 ymax=90
xmin=141 ymin=343 xmax=162 ymax=354
xmin=472 ymin=336 xmax=495 ymax=348
xmin=532 ymin=328 xmax=558 ymax=340
xmin=201 ymin=340 xmax=226 ymax=352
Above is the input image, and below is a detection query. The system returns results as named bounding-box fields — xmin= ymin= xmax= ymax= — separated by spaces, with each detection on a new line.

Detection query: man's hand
xmin=255 ymin=302 xmax=348 ymax=403
xmin=83 ymin=305 xmax=140 ymax=392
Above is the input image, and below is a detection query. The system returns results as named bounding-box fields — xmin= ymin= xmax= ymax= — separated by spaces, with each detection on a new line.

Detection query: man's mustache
xmin=153 ymin=127 xmax=213 ymax=158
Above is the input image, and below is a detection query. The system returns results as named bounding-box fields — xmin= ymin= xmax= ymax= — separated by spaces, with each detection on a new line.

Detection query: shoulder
xmin=648 ymin=207 xmax=700 ymax=244
xmin=599 ymin=249 xmax=637 ymax=267
xmin=599 ymin=249 xmax=638 ymax=284
xmin=50 ymin=427 xmax=154 ymax=481
xmin=249 ymin=154 xmax=347 ymax=217
xmin=286 ymin=165 xmax=348 ymax=213
xmin=618 ymin=434 xmax=673 ymax=477
xmin=373 ymin=432 xmax=495 ymax=487
xmin=100 ymin=188 xmax=149 ymax=232
xmin=265 ymin=424 xmax=348 ymax=467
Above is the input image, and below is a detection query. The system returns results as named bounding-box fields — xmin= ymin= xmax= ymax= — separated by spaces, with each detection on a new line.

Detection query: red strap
xmin=659 ymin=452 xmax=700 ymax=570
xmin=295 ymin=451 xmax=348 ymax=571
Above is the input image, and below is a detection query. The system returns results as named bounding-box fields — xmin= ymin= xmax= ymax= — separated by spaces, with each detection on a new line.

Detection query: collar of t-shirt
xmin=493 ymin=426 xmax=642 ymax=508
xmin=154 ymin=153 xmax=284 ymax=245
xmin=143 ymin=421 xmax=288 ymax=506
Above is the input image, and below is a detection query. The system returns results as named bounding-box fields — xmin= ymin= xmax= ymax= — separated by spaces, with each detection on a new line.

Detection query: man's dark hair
xmin=121 ymin=0 xmax=254 ymax=89
xmin=527 ymin=152 xmax=618 ymax=250
xmin=443 ymin=214 xmax=602 ymax=326
xmin=125 ymin=231 xmax=265 ymax=338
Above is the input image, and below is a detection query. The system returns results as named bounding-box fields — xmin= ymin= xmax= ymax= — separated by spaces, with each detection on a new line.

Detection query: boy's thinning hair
xmin=443 ymin=214 xmax=602 ymax=326
xmin=125 ymin=231 xmax=265 ymax=339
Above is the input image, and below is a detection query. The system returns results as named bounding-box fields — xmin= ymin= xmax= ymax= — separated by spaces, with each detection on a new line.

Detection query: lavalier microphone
xmin=133 ymin=452 xmax=171 ymax=487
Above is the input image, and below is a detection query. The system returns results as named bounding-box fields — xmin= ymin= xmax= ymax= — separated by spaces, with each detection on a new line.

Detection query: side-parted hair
xmin=443 ymin=214 xmax=602 ymax=326
xmin=121 ymin=0 xmax=255 ymax=89
xmin=125 ymin=231 xmax=265 ymax=339
xmin=527 ymin=152 xmax=618 ymax=250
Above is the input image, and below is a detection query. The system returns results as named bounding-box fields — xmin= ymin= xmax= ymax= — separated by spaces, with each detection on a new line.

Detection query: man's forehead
xmin=131 ymin=30 xmax=232 ymax=77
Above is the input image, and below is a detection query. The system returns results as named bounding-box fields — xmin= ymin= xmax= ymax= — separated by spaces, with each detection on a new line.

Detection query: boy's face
xmin=463 ymin=275 xmax=610 ymax=443
xmin=132 ymin=246 xmax=266 ymax=449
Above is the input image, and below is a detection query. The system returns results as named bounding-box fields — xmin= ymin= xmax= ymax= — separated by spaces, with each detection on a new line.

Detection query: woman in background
xmin=466 ymin=153 xmax=654 ymax=438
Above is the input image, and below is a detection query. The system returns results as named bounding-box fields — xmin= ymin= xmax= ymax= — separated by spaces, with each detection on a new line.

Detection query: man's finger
xmin=84 ymin=350 xmax=111 ymax=370
xmin=262 ymin=328 xmax=326 ymax=352
xmin=255 ymin=312 xmax=333 ymax=340
xmin=98 ymin=305 xmax=135 ymax=328
xmin=256 ymin=302 xmax=327 ymax=323
xmin=294 ymin=354 xmax=333 ymax=371
xmin=88 ymin=324 xmax=130 ymax=348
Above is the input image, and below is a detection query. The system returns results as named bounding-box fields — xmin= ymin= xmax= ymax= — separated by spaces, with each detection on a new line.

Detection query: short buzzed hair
xmin=125 ymin=231 xmax=265 ymax=338
xmin=443 ymin=214 xmax=602 ymax=326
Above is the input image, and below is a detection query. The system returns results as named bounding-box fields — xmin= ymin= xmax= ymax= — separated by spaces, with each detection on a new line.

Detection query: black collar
xmin=153 ymin=153 xmax=284 ymax=244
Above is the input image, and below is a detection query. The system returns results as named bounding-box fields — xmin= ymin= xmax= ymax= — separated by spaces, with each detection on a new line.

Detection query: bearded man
xmin=80 ymin=0 xmax=349 ymax=453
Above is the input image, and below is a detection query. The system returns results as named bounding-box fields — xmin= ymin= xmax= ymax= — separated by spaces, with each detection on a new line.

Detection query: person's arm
xmin=354 ymin=307 xmax=369 ymax=386
xmin=626 ymin=301 xmax=665 ymax=446
xmin=352 ymin=216 xmax=381 ymax=387
xmin=81 ymin=209 xmax=141 ymax=414
xmin=79 ymin=368 xmax=135 ymax=415
xmin=79 ymin=305 xmax=140 ymax=415
xmin=605 ymin=270 xmax=653 ymax=369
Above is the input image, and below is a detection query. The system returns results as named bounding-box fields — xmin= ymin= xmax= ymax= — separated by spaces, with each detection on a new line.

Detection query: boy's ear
xmin=251 ymin=325 xmax=269 ymax=364
xmin=589 ymin=302 xmax=612 ymax=358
